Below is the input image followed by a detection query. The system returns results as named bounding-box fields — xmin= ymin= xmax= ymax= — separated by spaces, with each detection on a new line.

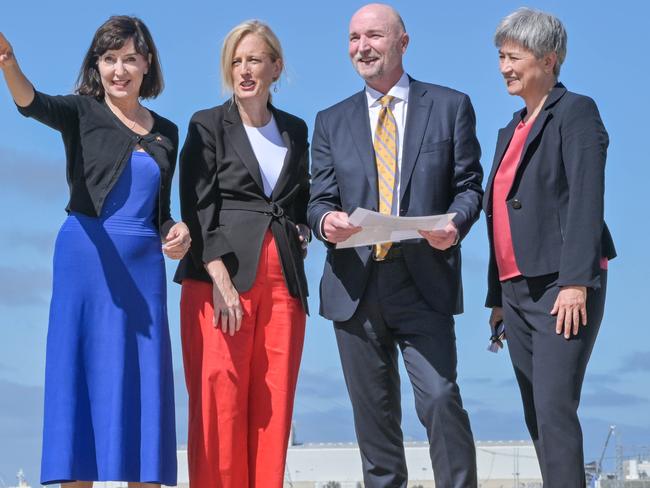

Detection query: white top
xmin=244 ymin=115 xmax=287 ymax=197
xmin=365 ymin=71 xmax=410 ymax=215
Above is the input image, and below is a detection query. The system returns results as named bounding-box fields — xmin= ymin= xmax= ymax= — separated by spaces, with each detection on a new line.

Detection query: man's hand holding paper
xmin=323 ymin=211 xmax=362 ymax=243
xmin=335 ymin=208 xmax=457 ymax=249
xmin=419 ymin=221 xmax=459 ymax=251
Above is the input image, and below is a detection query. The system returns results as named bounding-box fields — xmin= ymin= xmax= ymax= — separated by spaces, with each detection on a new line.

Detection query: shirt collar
xmin=365 ymin=71 xmax=410 ymax=108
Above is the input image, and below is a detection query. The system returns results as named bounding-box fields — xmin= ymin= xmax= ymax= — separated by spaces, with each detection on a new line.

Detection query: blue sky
xmin=1 ymin=0 xmax=649 ymax=484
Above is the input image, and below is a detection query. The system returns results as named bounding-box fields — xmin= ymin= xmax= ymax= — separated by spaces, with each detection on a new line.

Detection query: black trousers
xmin=501 ymin=271 xmax=607 ymax=488
xmin=334 ymin=258 xmax=477 ymax=488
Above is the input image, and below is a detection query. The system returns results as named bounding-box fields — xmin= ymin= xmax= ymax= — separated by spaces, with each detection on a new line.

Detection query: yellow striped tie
xmin=374 ymin=95 xmax=397 ymax=260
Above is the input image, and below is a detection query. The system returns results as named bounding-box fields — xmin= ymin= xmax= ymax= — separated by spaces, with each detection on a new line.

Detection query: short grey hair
xmin=494 ymin=7 xmax=567 ymax=77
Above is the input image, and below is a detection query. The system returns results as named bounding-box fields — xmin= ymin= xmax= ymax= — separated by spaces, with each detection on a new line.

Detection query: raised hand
xmin=0 ymin=32 xmax=34 ymax=107
xmin=0 ymin=32 xmax=17 ymax=69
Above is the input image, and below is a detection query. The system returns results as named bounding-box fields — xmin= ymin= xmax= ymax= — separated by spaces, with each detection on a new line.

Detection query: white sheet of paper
xmin=336 ymin=208 xmax=457 ymax=249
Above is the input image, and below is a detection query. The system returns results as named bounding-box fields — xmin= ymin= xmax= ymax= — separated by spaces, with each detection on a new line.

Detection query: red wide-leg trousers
xmin=181 ymin=232 xmax=306 ymax=488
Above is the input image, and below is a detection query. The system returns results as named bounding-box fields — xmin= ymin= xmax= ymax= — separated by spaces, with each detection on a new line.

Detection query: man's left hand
xmin=419 ymin=222 xmax=459 ymax=250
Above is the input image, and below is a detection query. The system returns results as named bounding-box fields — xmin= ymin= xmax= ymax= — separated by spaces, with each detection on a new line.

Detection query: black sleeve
xmin=16 ymin=90 xmax=79 ymax=134
xmin=159 ymin=122 xmax=179 ymax=237
xmin=485 ymin=237 xmax=503 ymax=308
xmin=557 ymin=96 xmax=609 ymax=288
xmin=179 ymin=112 xmax=233 ymax=265
xmin=307 ymin=110 xmax=341 ymax=246
xmin=448 ymin=94 xmax=484 ymax=240
xmin=294 ymin=120 xmax=311 ymax=228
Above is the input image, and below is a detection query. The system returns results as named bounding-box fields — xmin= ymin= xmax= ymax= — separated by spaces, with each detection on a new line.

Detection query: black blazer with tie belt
xmin=174 ymin=100 xmax=310 ymax=312
xmin=484 ymin=83 xmax=616 ymax=308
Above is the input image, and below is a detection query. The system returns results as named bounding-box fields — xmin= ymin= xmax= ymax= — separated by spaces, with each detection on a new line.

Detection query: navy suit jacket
xmin=484 ymin=83 xmax=617 ymax=308
xmin=308 ymin=78 xmax=483 ymax=322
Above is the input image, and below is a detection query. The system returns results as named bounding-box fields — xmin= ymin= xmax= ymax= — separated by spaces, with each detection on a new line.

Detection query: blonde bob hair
xmin=220 ymin=20 xmax=284 ymax=95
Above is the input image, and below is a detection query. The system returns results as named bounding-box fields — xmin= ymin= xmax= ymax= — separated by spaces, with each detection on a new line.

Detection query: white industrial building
xmin=87 ymin=451 xmax=650 ymax=487
xmin=624 ymin=458 xmax=650 ymax=480
xmin=18 ymin=443 xmax=650 ymax=487
xmin=90 ymin=440 xmax=542 ymax=487
xmin=281 ymin=440 xmax=541 ymax=488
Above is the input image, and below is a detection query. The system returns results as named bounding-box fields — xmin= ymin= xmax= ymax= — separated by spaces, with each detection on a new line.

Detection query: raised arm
xmin=0 ymin=32 xmax=35 ymax=107
xmin=2 ymin=32 xmax=79 ymax=133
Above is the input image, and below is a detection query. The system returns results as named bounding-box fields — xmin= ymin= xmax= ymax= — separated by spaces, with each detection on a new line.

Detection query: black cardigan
xmin=173 ymin=101 xmax=310 ymax=313
xmin=17 ymin=91 xmax=179 ymax=235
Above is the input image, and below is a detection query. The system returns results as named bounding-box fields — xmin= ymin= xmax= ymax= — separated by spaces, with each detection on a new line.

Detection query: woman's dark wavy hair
xmin=76 ymin=15 xmax=163 ymax=99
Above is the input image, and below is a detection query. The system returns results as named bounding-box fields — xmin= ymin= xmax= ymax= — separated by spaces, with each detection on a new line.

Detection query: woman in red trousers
xmin=173 ymin=20 xmax=310 ymax=488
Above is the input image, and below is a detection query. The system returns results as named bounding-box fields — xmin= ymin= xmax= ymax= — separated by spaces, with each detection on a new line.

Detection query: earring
xmin=273 ymin=83 xmax=278 ymax=93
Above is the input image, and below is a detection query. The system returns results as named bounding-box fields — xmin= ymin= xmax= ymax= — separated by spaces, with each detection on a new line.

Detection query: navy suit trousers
xmin=334 ymin=258 xmax=477 ymax=488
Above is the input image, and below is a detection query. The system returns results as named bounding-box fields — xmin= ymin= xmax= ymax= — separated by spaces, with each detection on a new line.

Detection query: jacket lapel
xmin=222 ymin=100 xmax=265 ymax=192
xmin=270 ymin=107 xmax=296 ymax=200
xmin=399 ymin=80 xmax=432 ymax=202
xmin=346 ymin=90 xmax=378 ymax=206
xmin=516 ymin=83 xmax=567 ymax=172
xmin=484 ymin=83 xmax=568 ymax=212
xmin=484 ymin=115 xmax=519 ymax=212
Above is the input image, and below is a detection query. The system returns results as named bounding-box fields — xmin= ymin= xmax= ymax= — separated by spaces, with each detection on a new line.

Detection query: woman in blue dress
xmin=0 ymin=16 xmax=189 ymax=487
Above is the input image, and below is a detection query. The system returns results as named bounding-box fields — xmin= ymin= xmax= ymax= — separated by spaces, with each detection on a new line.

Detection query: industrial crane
xmin=596 ymin=425 xmax=617 ymax=481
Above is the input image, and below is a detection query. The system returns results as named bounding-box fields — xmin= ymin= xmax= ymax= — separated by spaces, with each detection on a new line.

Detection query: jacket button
xmin=511 ymin=199 xmax=522 ymax=209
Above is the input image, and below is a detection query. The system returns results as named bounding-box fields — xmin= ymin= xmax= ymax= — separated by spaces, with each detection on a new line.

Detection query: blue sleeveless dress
xmin=41 ymin=151 xmax=176 ymax=485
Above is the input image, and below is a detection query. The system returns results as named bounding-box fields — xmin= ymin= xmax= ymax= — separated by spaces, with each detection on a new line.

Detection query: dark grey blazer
xmin=174 ymin=101 xmax=310 ymax=312
xmin=484 ymin=83 xmax=616 ymax=308
xmin=308 ymin=78 xmax=484 ymax=322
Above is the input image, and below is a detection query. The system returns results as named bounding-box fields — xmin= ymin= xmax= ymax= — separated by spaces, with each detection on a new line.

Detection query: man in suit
xmin=307 ymin=4 xmax=483 ymax=487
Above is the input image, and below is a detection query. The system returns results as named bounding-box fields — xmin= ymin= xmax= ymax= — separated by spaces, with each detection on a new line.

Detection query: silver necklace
xmin=126 ymin=107 xmax=140 ymax=131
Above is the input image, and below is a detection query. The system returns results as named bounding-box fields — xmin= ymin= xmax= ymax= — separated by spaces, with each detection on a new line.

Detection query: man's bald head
xmin=348 ymin=3 xmax=409 ymax=92
xmin=350 ymin=3 xmax=406 ymax=35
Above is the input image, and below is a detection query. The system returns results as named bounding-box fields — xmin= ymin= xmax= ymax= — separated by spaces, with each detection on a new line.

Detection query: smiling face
xmin=231 ymin=33 xmax=282 ymax=103
xmin=348 ymin=4 xmax=408 ymax=90
xmin=96 ymin=37 xmax=149 ymax=103
xmin=498 ymin=41 xmax=556 ymax=100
